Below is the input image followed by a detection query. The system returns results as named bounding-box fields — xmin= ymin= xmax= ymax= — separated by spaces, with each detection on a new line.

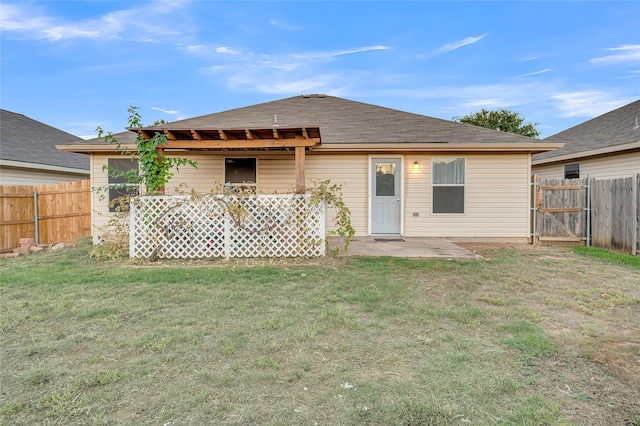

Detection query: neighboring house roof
xmin=58 ymin=95 xmax=562 ymax=153
xmin=533 ymin=100 xmax=640 ymax=165
xmin=1 ymin=109 xmax=89 ymax=172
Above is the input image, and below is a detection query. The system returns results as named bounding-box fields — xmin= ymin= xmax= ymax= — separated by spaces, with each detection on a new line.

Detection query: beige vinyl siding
xmin=166 ymin=153 xmax=298 ymax=194
xmin=168 ymin=152 xmax=367 ymax=235
xmin=404 ymin=153 xmax=531 ymax=238
xmin=91 ymin=154 xmax=109 ymax=238
xmin=0 ymin=166 xmax=88 ymax=185
xmin=306 ymin=153 xmax=369 ymax=236
xmin=91 ymin=151 xmax=531 ymax=241
xmin=256 ymin=155 xmax=296 ymax=193
xmin=533 ymin=151 xmax=640 ymax=179
xmin=165 ymin=153 xmax=223 ymax=193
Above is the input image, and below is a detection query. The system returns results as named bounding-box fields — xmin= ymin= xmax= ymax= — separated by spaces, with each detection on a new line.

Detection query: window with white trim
xmin=225 ymin=158 xmax=257 ymax=190
xmin=564 ymin=163 xmax=580 ymax=179
xmin=107 ymin=158 xmax=139 ymax=212
xmin=432 ymin=158 xmax=465 ymax=214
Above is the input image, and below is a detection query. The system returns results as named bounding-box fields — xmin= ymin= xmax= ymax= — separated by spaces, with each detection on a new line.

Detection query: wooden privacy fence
xmin=591 ymin=174 xmax=639 ymax=254
xmin=0 ymin=180 xmax=91 ymax=251
xmin=532 ymin=174 xmax=640 ymax=255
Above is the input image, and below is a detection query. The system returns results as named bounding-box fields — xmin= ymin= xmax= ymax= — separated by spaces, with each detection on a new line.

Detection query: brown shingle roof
xmin=64 ymin=95 xmax=555 ymax=149
xmin=1 ymin=109 xmax=89 ymax=170
xmin=534 ymin=100 xmax=640 ymax=162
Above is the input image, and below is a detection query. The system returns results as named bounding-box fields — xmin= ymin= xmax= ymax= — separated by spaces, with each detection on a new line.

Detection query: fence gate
xmin=532 ymin=176 xmax=589 ymax=246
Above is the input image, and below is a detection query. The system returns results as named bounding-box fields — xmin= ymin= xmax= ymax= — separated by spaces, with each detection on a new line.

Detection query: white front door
xmin=371 ymin=158 xmax=401 ymax=234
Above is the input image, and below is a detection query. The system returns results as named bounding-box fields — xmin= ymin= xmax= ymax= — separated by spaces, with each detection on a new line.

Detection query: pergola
xmin=130 ymin=126 xmax=321 ymax=194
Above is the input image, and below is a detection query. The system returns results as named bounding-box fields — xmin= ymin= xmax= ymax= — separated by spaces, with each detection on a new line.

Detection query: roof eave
xmin=316 ymin=142 xmax=564 ymax=153
xmin=532 ymin=141 xmax=640 ymax=165
xmin=0 ymin=159 xmax=89 ymax=174
xmin=56 ymin=144 xmax=136 ymax=154
xmin=56 ymin=142 xmax=564 ymax=154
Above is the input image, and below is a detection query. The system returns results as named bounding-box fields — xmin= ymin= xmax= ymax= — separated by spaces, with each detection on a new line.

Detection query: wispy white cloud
xmin=256 ymin=60 xmax=301 ymax=71
xmin=186 ymin=44 xmax=206 ymax=53
xmin=151 ymin=107 xmax=180 ymax=115
xmin=288 ymin=45 xmax=389 ymax=60
xmin=366 ymin=81 xmax=632 ymax=120
xmin=255 ymin=78 xmax=334 ymax=95
xmin=269 ymin=19 xmax=302 ymax=31
xmin=200 ymin=65 xmax=229 ymax=74
xmin=436 ymin=34 xmax=486 ymax=55
xmin=0 ymin=1 xmax=185 ymax=41
xmin=134 ymin=38 xmax=162 ymax=44
xmin=552 ymin=91 xmax=633 ymax=117
xmin=591 ymin=45 xmax=640 ymax=65
xmin=216 ymin=46 xmax=242 ymax=55
xmin=332 ymin=45 xmax=389 ymax=57
xmin=519 ymin=68 xmax=552 ymax=77
xmin=194 ymin=44 xmax=389 ymax=94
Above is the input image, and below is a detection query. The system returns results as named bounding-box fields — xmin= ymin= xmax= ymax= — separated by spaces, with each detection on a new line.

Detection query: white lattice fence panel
xmin=130 ymin=194 xmax=325 ymax=259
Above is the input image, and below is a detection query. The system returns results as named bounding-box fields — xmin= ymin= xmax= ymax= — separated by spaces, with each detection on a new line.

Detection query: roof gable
xmin=1 ymin=109 xmax=89 ymax=170
xmin=534 ymin=100 xmax=640 ymax=162
xmin=140 ymin=95 xmax=545 ymax=145
xmin=59 ymin=95 xmax=561 ymax=154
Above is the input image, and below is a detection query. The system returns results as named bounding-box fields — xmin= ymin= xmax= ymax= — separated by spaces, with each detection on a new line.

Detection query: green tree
xmin=453 ymin=108 xmax=540 ymax=138
xmin=97 ymin=106 xmax=197 ymax=193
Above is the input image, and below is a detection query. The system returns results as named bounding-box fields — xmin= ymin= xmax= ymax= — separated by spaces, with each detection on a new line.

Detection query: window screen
xmin=225 ymin=158 xmax=257 ymax=189
xmin=564 ymin=163 xmax=580 ymax=179
xmin=107 ymin=158 xmax=139 ymax=212
xmin=432 ymin=158 xmax=465 ymax=214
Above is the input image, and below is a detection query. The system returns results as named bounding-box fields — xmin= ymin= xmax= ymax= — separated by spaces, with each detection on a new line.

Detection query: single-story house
xmin=57 ymin=95 xmax=562 ymax=243
xmin=0 ymin=109 xmax=89 ymax=185
xmin=532 ymin=100 xmax=640 ymax=179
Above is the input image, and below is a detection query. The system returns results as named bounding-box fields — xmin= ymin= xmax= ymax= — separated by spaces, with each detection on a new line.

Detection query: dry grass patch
xmin=1 ymin=242 xmax=638 ymax=425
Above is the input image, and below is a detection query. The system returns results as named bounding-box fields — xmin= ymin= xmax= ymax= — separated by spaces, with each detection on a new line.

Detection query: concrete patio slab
xmin=337 ymin=237 xmax=482 ymax=259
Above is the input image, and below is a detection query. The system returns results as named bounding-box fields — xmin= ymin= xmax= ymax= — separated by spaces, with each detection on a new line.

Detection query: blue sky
xmin=1 ymin=1 xmax=639 ymax=139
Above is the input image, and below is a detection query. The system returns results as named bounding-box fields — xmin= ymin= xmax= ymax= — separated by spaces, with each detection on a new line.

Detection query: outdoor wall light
xmin=412 ymin=161 xmax=420 ymax=171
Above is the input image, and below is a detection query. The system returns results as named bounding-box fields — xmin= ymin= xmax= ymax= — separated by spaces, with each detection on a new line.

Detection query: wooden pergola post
xmin=295 ymin=146 xmax=306 ymax=194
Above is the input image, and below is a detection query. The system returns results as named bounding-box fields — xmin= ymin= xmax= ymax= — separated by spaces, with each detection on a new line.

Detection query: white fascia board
xmin=532 ymin=141 xmax=640 ymax=165
xmin=0 ymin=159 xmax=89 ymax=175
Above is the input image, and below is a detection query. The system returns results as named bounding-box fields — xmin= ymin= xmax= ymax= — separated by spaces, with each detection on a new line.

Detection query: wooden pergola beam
xmin=191 ymin=130 xmax=203 ymax=140
xmin=137 ymin=130 xmax=153 ymax=140
xmin=164 ymin=130 xmax=177 ymax=140
xmin=161 ymin=138 xmax=320 ymax=150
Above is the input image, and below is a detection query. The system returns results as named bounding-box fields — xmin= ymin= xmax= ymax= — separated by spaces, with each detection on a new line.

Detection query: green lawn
xmin=1 ymin=242 xmax=639 ymax=425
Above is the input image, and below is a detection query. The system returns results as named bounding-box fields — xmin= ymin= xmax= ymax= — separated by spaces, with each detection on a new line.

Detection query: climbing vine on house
xmin=97 ymin=106 xmax=198 ymax=194
xmin=92 ymin=107 xmax=355 ymax=259
xmin=92 ymin=106 xmax=197 ymax=258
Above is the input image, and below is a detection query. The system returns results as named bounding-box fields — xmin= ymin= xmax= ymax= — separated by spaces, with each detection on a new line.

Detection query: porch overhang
xmin=130 ymin=126 xmax=321 ymax=150
xmin=132 ymin=126 xmax=321 ymax=194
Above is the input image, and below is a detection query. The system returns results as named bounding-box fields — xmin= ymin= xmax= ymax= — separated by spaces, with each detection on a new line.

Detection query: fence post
xmin=586 ymin=175 xmax=591 ymax=247
xmin=33 ymin=191 xmax=39 ymax=245
xmin=224 ymin=212 xmax=231 ymax=260
xmin=531 ymin=174 xmax=538 ymax=245
xmin=129 ymin=199 xmax=136 ymax=258
xmin=321 ymin=199 xmax=327 ymax=256
xmin=633 ymin=174 xmax=638 ymax=256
